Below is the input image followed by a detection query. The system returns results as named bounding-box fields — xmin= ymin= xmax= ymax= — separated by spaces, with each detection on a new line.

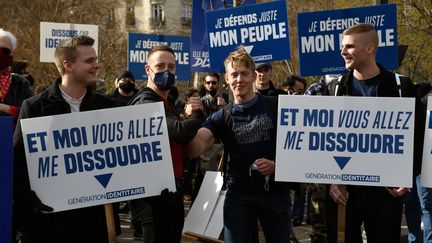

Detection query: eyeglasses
xmin=0 ymin=47 xmax=11 ymax=55
xmin=119 ymin=78 xmax=134 ymax=83
xmin=205 ymin=81 xmax=218 ymax=85
xmin=287 ymin=88 xmax=304 ymax=95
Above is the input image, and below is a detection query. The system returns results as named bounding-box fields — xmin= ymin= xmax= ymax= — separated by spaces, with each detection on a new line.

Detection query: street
xmin=116 ymin=201 xmax=412 ymax=243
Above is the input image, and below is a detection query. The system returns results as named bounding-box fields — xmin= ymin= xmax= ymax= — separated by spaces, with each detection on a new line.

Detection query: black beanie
xmin=116 ymin=70 xmax=135 ymax=82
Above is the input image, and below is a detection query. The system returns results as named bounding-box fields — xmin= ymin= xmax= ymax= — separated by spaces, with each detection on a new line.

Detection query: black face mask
xmin=0 ymin=51 xmax=13 ymax=71
xmin=153 ymin=70 xmax=175 ymax=91
xmin=119 ymin=82 xmax=135 ymax=93
xmin=208 ymin=89 xmax=218 ymax=97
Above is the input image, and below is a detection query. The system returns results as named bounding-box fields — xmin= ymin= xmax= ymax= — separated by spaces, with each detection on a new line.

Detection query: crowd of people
xmin=2 ymin=22 xmax=432 ymax=243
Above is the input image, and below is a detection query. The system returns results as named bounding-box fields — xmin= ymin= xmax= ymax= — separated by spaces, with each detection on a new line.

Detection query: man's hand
xmin=216 ymin=97 xmax=226 ymax=107
xmin=184 ymin=97 xmax=203 ymax=117
xmin=0 ymin=103 xmax=11 ymax=114
xmin=185 ymin=97 xmax=203 ymax=117
xmin=254 ymin=158 xmax=275 ymax=176
xmin=32 ymin=201 xmax=54 ymax=215
xmin=386 ymin=187 xmax=410 ymax=198
xmin=329 ymin=184 xmax=349 ymax=205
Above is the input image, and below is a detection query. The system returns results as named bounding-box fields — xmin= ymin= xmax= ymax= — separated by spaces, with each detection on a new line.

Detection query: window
xmin=125 ymin=3 xmax=135 ymax=27
xmin=181 ymin=3 xmax=192 ymax=26
xmin=108 ymin=8 xmax=115 ymax=23
xmin=150 ymin=4 xmax=165 ymax=26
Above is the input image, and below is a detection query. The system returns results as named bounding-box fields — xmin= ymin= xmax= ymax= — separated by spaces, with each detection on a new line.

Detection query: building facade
xmin=123 ymin=0 xmax=192 ymax=35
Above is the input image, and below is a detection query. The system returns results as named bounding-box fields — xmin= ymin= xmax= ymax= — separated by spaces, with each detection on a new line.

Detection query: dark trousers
xmin=326 ymin=185 xmax=403 ymax=243
xmin=223 ymin=190 xmax=292 ymax=243
xmin=130 ymin=188 xmax=184 ymax=243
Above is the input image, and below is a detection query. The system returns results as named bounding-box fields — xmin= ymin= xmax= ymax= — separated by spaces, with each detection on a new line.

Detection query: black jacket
xmin=256 ymin=80 xmax=286 ymax=97
xmin=13 ymin=77 xmax=120 ymax=242
xmin=1 ymin=73 xmax=33 ymax=122
xmin=107 ymin=87 xmax=139 ymax=105
xmin=326 ymin=65 xmax=424 ymax=177
xmin=129 ymin=87 xmax=205 ymax=144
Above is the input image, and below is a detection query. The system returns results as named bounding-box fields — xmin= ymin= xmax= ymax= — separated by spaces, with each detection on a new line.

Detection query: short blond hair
xmin=54 ymin=35 xmax=95 ymax=75
xmin=224 ymin=46 xmax=255 ymax=71
xmin=343 ymin=23 xmax=379 ymax=48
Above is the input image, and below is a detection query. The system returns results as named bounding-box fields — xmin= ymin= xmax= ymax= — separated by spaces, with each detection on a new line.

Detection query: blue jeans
xmin=224 ymin=190 xmax=291 ymax=243
xmin=417 ymin=175 xmax=432 ymax=243
xmin=402 ymin=177 xmax=422 ymax=243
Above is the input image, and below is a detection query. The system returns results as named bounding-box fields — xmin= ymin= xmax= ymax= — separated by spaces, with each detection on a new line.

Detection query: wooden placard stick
xmin=105 ymin=204 xmax=117 ymax=243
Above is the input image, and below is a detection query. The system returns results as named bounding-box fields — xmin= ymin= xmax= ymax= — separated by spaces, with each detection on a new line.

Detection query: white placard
xmin=421 ymin=97 xmax=432 ymax=187
xmin=204 ymin=190 xmax=225 ymax=239
xmin=276 ymin=96 xmax=415 ymax=187
xmin=183 ymin=171 xmax=223 ymax=235
xmin=40 ymin=22 xmax=98 ymax=63
xmin=20 ymin=103 xmax=176 ymax=212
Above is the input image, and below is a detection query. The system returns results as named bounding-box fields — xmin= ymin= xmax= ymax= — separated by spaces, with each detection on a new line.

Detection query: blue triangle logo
xmin=333 ymin=156 xmax=351 ymax=170
xmin=94 ymin=173 xmax=113 ymax=188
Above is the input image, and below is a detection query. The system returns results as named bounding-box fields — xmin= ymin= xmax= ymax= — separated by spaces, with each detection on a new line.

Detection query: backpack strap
xmin=334 ymin=76 xmax=343 ymax=96
xmin=265 ymin=96 xmax=278 ymax=116
xmin=220 ymin=102 xmax=233 ymax=190
xmin=395 ymin=73 xmax=403 ymax=97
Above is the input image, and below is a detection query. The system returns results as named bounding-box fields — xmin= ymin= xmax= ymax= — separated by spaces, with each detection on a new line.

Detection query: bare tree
xmin=1 ymin=0 xmax=430 ymax=93
xmin=397 ymin=0 xmax=432 ymax=82
xmin=0 ymin=0 xmax=128 ymax=93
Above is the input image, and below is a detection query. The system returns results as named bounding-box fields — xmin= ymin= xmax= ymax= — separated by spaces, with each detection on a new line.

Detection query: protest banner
xmin=128 ymin=33 xmax=190 ymax=81
xmin=183 ymin=171 xmax=224 ymax=239
xmin=40 ymin=22 xmax=98 ymax=63
xmin=205 ymin=0 xmax=290 ymax=72
xmin=297 ymin=4 xmax=397 ymax=76
xmin=275 ymin=96 xmax=415 ymax=187
xmin=20 ymin=103 xmax=176 ymax=212
xmin=421 ymin=97 xmax=432 ymax=187
xmin=190 ymin=0 xmax=255 ymax=72
xmin=0 ymin=117 xmax=13 ymax=243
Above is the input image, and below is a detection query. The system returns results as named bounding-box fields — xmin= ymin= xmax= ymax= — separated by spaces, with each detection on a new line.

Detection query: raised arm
xmin=185 ymin=127 xmax=215 ymax=159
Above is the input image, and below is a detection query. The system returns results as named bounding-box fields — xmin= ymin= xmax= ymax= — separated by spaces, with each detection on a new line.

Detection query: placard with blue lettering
xmin=421 ymin=97 xmax=432 ymax=187
xmin=297 ymin=4 xmax=397 ymax=76
xmin=0 ymin=117 xmax=13 ymax=243
xmin=20 ymin=103 xmax=176 ymax=212
xmin=190 ymin=0 xmax=255 ymax=72
xmin=40 ymin=22 xmax=98 ymax=63
xmin=275 ymin=96 xmax=415 ymax=187
xmin=205 ymin=0 xmax=290 ymax=72
xmin=128 ymin=33 xmax=190 ymax=81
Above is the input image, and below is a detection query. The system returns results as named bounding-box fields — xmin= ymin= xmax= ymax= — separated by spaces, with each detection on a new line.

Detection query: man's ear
xmin=145 ymin=64 xmax=150 ymax=76
xmin=63 ymin=60 xmax=73 ymax=73
xmin=367 ymin=42 xmax=376 ymax=55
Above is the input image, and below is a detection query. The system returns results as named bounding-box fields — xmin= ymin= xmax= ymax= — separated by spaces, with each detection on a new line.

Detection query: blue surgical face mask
xmin=152 ymin=70 xmax=176 ymax=91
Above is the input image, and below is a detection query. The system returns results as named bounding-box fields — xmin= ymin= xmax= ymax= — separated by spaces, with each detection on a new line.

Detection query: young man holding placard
xmin=13 ymin=36 xmax=119 ymax=242
xmin=325 ymin=23 xmax=422 ymax=243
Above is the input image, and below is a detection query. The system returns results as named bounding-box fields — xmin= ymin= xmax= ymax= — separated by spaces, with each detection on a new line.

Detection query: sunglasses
xmin=0 ymin=47 xmax=11 ymax=55
xmin=205 ymin=81 xmax=218 ymax=85
xmin=287 ymin=89 xmax=304 ymax=95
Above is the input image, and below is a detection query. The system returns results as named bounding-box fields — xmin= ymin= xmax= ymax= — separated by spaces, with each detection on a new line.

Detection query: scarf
xmin=0 ymin=67 xmax=11 ymax=102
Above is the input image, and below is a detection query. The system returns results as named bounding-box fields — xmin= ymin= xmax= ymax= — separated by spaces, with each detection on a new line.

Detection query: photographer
xmin=201 ymin=72 xmax=228 ymax=118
